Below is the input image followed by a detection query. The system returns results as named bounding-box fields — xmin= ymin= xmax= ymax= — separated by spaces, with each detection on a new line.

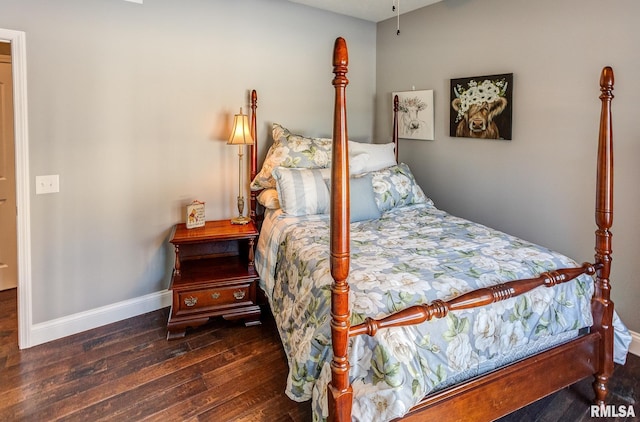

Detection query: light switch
xmin=35 ymin=175 xmax=60 ymax=194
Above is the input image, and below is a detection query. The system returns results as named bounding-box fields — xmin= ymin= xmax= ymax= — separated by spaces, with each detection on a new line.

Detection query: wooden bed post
xmin=249 ymin=89 xmax=258 ymax=222
xmin=327 ymin=36 xmax=353 ymax=422
xmin=592 ymin=66 xmax=615 ymax=405
xmin=393 ymin=94 xmax=399 ymax=163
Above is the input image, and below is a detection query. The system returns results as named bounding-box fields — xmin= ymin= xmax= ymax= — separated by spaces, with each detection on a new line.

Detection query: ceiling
xmin=287 ymin=0 xmax=442 ymax=23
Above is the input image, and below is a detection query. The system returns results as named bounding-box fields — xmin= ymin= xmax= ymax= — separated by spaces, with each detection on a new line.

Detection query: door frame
xmin=0 ymin=28 xmax=31 ymax=349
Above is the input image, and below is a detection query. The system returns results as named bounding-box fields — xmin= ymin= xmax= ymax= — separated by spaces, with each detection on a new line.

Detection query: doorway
xmin=0 ymin=40 xmax=18 ymax=292
xmin=0 ymin=28 xmax=31 ymax=349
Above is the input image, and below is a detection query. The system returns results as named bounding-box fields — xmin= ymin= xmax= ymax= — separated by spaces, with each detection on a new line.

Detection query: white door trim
xmin=0 ymin=28 xmax=31 ymax=349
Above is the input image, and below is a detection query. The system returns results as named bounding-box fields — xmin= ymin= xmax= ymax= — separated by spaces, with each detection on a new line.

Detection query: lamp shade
xmin=227 ymin=108 xmax=254 ymax=145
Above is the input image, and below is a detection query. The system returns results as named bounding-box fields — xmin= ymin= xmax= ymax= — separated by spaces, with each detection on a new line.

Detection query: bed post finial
xmin=333 ymin=37 xmax=348 ymax=72
xmin=328 ymin=36 xmax=353 ymax=422
xmin=592 ymin=66 xmax=614 ymax=405
xmin=600 ymin=66 xmax=614 ymax=92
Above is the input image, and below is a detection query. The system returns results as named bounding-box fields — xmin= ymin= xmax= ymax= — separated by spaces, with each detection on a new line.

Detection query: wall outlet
xmin=35 ymin=175 xmax=60 ymax=194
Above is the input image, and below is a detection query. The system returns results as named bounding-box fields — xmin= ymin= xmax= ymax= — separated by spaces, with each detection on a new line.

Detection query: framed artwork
xmin=392 ymin=90 xmax=434 ymax=140
xmin=450 ymin=73 xmax=513 ymax=140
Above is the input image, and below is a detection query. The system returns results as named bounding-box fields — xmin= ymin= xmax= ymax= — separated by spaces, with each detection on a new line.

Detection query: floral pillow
xmin=250 ymin=123 xmax=332 ymax=191
xmin=367 ymin=163 xmax=430 ymax=212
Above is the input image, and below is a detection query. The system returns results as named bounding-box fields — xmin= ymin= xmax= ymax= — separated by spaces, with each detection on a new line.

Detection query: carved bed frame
xmin=247 ymin=37 xmax=615 ymax=422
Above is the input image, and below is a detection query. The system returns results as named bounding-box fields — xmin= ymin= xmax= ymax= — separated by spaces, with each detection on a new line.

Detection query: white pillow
xmin=321 ymin=154 xmax=368 ymax=177
xmin=348 ymin=141 xmax=396 ymax=173
xmin=349 ymin=152 xmax=369 ymax=175
xmin=272 ymin=167 xmax=330 ymax=216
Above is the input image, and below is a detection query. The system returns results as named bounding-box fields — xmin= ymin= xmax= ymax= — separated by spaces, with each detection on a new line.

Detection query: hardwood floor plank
xmin=140 ymin=341 xmax=286 ymax=420
xmin=1 ymin=328 xmax=183 ymax=409
xmin=0 ymin=327 xmax=165 ymax=405
xmin=0 ymin=288 xmax=637 ymax=422
xmin=65 ymin=376 xmax=209 ymax=422
xmin=197 ymin=366 xmax=285 ymax=422
xmin=0 ymin=314 xmax=201 ymax=392
xmin=4 ymin=308 xmax=169 ymax=371
xmin=104 ymin=337 xmax=283 ymax=421
xmin=0 ymin=289 xmax=18 ymax=367
xmin=7 ymin=327 xmax=267 ymax=420
xmin=233 ymin=393 xmax=313 ymax=422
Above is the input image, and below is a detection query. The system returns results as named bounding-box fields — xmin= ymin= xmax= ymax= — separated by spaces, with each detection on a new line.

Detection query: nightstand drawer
xmin=174 ymin=281 xmax=256 ymax=316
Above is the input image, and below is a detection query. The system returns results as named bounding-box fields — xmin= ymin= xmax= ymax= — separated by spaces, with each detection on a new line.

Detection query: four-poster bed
xmin=245 ymin=37 xmax=626 ymax=421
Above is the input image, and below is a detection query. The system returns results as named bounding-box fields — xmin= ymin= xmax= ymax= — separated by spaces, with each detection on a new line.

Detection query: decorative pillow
xmin=272 ymin=167 xmax=330 ymax=216
xmin=257 ymin=188 xmax=280 ymax=210
xmin=367 ymin=163 xmax=429 ymax=212
xmin=348 ymin=141 xmax=396 ymax=173
xmin=250 ymin=123 xmax=332 ymax=191
xmin=325 ymin=174 xmax=381 ymax=222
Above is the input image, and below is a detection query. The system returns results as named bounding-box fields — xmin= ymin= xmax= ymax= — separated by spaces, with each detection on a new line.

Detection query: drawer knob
xmin=233 ymin=290 xmax=246 ymax=300
xmin=184 ymin=296 xmax=198 ymax=307
xmin=211 ymin=292 xmax=221 ymax=299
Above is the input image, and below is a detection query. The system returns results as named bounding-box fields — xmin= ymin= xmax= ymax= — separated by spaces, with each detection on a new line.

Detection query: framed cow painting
xmin=392 ymin=90 xmax=435 ymax=140
xmin=450 ymin=73 xmax=513 ymax=140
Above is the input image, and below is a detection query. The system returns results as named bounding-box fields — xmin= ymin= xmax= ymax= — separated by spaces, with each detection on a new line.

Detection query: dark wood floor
xmin=0 ymin=288 xmax=637 ymax=421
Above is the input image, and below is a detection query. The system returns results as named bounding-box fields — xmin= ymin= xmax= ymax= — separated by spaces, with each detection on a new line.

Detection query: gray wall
xmin=376 ymin=0 xmax=639 ymax=332
xmin=2 ymin=0 xmax=636 ymax=337
xmin=0 ymin=0 xmax=376 ymax=323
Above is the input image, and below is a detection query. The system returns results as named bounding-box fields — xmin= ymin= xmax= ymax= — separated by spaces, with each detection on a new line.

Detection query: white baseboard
xmin=29 ymin=290 xmax=172 ymax=347
xmin=629 ymin=329 xmax=640 ymax=357
xmin=23 ymin=290 xmax=640 ymax=359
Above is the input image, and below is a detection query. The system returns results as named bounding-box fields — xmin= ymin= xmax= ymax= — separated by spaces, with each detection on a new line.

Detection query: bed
xmin=246 ymin=37 xmax=629 ymax=422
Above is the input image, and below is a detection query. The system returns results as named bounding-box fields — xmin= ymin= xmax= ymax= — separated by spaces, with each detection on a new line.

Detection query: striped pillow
xmin=250 ymin=123 xmax=332 ymax=191
xmin=272 ymin=167 xmax=330 ymax=216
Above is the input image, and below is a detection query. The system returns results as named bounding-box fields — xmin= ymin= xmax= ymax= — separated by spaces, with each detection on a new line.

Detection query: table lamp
xmin=227 ymin=107 xmax=254 ymax=224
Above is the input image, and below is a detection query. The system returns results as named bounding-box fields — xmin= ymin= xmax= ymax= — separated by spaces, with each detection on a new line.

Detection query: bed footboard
xmin=327 ymin=36 xmax=615 ymax=422
xmin=349 ymin=264 xmax=597 ymax=337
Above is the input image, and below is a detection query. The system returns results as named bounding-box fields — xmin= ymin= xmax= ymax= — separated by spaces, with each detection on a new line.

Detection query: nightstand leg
xmin=166 ymin=328 xmax=186 ymax=340
xmin=248 ymin=237 xmax=256 ymax=269
xmin=221 ymin=305 xmax=261 ymax=326
xmin=244 ymin=318 xmax=262 ymax=327
xmin=166 ymin=315 xmax=210 ymax=340
xmin=174 ymin=244 xmax=181 ymax=276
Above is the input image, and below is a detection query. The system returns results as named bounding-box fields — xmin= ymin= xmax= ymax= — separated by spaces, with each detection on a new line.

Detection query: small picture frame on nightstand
xmin=186 ymin=200 xmax=205 ymax=229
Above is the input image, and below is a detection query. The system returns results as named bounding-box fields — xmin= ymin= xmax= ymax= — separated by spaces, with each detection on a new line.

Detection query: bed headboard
xmin=246 ymin=80 xmax=400 ymax=228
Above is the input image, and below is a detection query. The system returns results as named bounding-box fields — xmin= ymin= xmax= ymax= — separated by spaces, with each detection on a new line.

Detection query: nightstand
xmin=166 ymin=219 xmax=261 ymax=339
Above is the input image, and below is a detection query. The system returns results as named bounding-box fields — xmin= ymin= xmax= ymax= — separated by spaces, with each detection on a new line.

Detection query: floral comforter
xmin=255 ymin=203 xmax=596 ymax=421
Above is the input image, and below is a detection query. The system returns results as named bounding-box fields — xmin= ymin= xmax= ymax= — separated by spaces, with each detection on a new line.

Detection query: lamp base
xmin=230 ymin=215 xmax=251 ymax=225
